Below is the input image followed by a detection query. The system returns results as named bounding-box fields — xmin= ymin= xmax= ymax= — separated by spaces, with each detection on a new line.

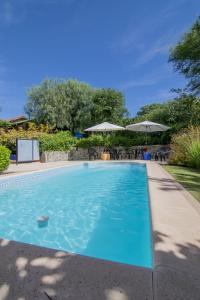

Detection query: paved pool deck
xmin=0 ymin=161 xmax=200 ymax=300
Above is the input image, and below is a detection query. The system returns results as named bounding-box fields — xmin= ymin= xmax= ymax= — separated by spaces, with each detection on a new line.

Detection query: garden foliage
xmin=25 ymin=79 xmax=127 ymax=132
xmin=76 ymin=134 xmax=159 ymax=148
xmin=0 ymin=124 xmax=76 ymax=153
xmin=0 ymin=122 xmax=51 ymax=153
xmin=169 ymin=126 xmax=200 ymax=169
xmin=169 ymin=16 xmax=200 ymax=94
xmin=39 ymin=131 xmax=76 ymax=152
xmin=0 ymin=146 xmax=11 ymax=172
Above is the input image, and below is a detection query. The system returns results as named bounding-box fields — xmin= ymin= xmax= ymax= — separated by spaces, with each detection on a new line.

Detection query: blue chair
xmin=143 ymin=152 xmax=151 ymax=160
xmin=74 ymin=132 xmax=84 ymax=139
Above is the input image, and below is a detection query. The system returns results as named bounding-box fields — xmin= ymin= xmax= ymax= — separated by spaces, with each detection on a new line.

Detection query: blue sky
xmin=0 ymin=0 xmax=199 ymax=118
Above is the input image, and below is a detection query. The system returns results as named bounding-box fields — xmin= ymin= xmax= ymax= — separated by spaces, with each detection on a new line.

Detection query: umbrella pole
xmin=145 ymin=126 xmax=148 ymax=145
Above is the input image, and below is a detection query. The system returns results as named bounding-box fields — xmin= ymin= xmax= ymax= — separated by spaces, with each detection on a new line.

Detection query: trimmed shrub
xmin=39 ymin=131 xmax=76 ymax=152
xmin=76 ymin=134 xmax=147 ymax=148
xmin=76 ymin=135 xmax=105 ymax=148
xmin=169 ymin=126 xmax=200 ymax=168
xmin=0 ymin=146 xmax=11 ymax=172
xmin=108 ymin=135 xmax=136 ymax=147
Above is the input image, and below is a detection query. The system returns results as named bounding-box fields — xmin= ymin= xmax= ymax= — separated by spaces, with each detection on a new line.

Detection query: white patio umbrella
xmin=126 ymin=120 xmax=170 ymax=144
xmin=85 ymin=122 xmax=125 ymax=132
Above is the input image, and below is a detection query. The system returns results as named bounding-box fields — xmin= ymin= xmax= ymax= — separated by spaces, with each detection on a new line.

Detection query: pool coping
xmin=146 ymin=161 xmax=200 ymax=300
xmin=0 ymin=160 xmax=200 ymax=299
xmin=0 ymin=161 xmax=84 ymax=180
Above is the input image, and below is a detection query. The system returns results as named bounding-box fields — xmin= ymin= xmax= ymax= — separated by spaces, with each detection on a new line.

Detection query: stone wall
xmin=68 ymin=145 xmax=170 ymax=161
xmin=41 ymin=151 xmax=69 ymax=163
xmin=68 ymin=147 xmax=104 ymax=160
xmin=41 ymin=145 xmax=171 ymax=162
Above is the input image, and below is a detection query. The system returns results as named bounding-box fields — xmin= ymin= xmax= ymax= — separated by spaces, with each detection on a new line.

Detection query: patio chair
xmin=88 ymin=148 xmax=98 ymax=160
xmin=125 ymin=149 xmax=133 ymax=159
xmin=136 ymin=149 xmax=143 ymax=160
xmin=154 ymin=146 xmax=171 ymax=161
xmin=116 ymin=149 xmax=123 ymax=160
xmin=158 ymin=151 xmax=167 ymax=161
xmin=109 ymin=149 xmax=117 ymax=160
xmin=134 ymin=149 xmax=139 ymax=159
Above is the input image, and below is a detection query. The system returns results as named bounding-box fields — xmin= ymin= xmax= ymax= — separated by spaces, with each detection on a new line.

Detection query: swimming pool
xmin=0 ymin=163 xmax=152 ymax=268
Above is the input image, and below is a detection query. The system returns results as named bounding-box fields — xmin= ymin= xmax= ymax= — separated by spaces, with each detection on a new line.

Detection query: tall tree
xmin=169 ymin=16 xmax=200 ymax=94
xmin=91 ymin=88 xmax=128 ymax=125
xmin=25 ymin=79 xmax=93 ymax=132
xmin=134 ymin=94 xmax=200 ymax=130
xmin=136 ymin=103 xmax=163 ymax=117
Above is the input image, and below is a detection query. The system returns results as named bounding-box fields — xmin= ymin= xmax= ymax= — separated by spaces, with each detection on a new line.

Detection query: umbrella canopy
xmin=85 ymin=122 xmax=125 ymax=132
xmin=126 ymin=120 xmax=170 ymax=132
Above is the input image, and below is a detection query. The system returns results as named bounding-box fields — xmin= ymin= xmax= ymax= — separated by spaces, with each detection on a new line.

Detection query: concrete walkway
xmin=0 ymin=239 xmax=153 ymax=300
xmin=147 ymin=162 xmax=200 ymax=300
xmin=0 ymin=161 xmax=200 ymax=299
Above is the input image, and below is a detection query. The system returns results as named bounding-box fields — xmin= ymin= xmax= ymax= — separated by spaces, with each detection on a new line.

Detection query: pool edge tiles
xmin=0 ymin=162 xmax=152 ymax=269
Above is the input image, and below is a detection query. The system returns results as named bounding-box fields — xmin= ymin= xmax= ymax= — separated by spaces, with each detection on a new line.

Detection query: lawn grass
xmin=163 ymin=165 xmax=200 ymax=202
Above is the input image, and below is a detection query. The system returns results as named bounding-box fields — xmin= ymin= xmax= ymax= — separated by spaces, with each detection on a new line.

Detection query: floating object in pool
xmin=37 ymin=216 xmax=49 ymax=228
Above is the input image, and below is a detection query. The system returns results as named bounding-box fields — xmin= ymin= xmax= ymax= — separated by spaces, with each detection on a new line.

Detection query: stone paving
xmin=147 ymin=162 xmax=200 ymax=300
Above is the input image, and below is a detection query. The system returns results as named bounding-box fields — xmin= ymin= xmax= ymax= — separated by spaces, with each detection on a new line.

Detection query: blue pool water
xmin=0 ymin=163 xmax=152 ymax=268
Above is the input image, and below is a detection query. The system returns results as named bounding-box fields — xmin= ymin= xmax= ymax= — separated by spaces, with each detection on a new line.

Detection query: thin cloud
xmin=0 ymin=1 xmax=16 ymax=26
xmin=120 ymin=65 xmax=172 ymax=91
xmin=113 ymin=24 xmax=184 ymax=67
xmin=0 ymin=0 xmax=77 ymax=27
xmin=120 ymin=78 xmax=157 ymax=90
xmin=111 ymin=4 xmax=174 ymax=55
xmin=133 ymin=24 xmax=192 ymax=68
xmin=110 ymin=0 xmax=194 ymax=69
xmin=144 ymin=89 xmax=176 ymax=103
xmin=134 ymin=44 xmax=171 ymax=67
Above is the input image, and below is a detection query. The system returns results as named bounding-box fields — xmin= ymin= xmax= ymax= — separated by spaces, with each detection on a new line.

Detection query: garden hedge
xmin=0 ymin=145 xmax=11 ymax=172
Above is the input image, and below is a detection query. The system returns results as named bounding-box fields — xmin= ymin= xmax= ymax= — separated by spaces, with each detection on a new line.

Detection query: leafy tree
xmin=25 ymin=80 xmax=128 ymax=132
xmin=128 ymin=94 xmax=200 ymax=143
xmin=164 ymin=94 xmax=200 ymax=129
xmin=25 ymin=79 xmax=94 ymax=132
xmin=134 ymin=94 xmax=200 ymax=129
xmin=91 ymin=88 xmax=128 ymax=125
xmin=169 ymin=16 xmax=200 ymax=94
xmin=136 ymin=103 xmax=163 ymax=117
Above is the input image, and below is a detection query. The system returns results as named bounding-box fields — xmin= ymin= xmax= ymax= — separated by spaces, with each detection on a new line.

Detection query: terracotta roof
xmin=6 ymin=116 xmax=28 ymax=123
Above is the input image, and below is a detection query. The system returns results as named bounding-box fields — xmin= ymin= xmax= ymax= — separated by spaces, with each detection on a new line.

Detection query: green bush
xmin=76 ymin=134 xmax=147 ymax=148
xmin=39 ymin=131 xmax=76 ymax=152
xmin=186 ymin=141 xmax=200 ymax=169
xmin=106 ymin=135 xmax=133 ymax=147
xmin=0 ymin=124 xmax=52 ymax=153
xmin=169 ymin=126 xmax=200 ymax=168
xmin=0 ymin=120 xmax=12 ymax=128
xmin=0 ymin=125 xmax=73 ymax=153
xmin=76 ymin=135 xmax=105 ymax=148
xmin=0 ymin=146 xmax=11 ymax=172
